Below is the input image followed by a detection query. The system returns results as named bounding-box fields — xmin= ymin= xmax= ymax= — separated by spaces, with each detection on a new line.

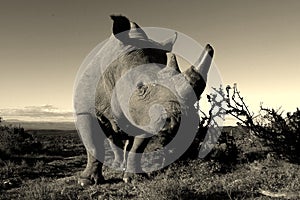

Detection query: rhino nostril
xmin=165 ymin=118 xmax=171 ymax=123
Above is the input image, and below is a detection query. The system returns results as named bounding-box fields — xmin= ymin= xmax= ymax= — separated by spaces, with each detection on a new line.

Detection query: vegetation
xmin=202 ymin=84 xmax=300 ymax=164
xmin=0 ymin=85 xmax=300 ymax=199
xmin=0 ymin=123 xmax=42 ymax=157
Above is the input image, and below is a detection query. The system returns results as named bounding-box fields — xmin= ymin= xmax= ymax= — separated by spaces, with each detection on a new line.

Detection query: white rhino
xmin=73 ymin=15 xmax=214 ymax=185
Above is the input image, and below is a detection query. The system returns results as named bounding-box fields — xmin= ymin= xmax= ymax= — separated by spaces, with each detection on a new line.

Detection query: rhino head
xmin=102 ymin=15 xmax=214 ymax=135
xmin=75 ymin=15 xmax=214 ymax=185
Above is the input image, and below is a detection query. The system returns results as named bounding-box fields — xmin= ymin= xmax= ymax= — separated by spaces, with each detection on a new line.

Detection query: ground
xmin=0 ymin=127 xmax=300 ymax=200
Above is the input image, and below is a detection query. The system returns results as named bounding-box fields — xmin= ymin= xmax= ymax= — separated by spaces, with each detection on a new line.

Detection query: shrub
xmin=255 ymin=107 xmax=300 ymax=162
xmin=0 ymin=119 xmax=42 ymax=157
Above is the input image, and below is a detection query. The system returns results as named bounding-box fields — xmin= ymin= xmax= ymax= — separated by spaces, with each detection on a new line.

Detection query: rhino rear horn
xmin=161 ymin=32 xmax=177 ymax=51
xmin=166 ymin=53 xmax=180 ymax=73
xmin=110 ymin=15 xmax=131 ymax=36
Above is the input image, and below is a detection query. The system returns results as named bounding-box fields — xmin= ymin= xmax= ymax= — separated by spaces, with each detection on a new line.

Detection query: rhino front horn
xmin=194 ymin=44 xmax=214 ymax=79
xmin=183 ymin=44 xmax=214 ymax=99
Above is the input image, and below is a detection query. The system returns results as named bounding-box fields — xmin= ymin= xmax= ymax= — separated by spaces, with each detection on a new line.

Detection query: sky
xmin=0 ymin=0 xmax=299 ymax=122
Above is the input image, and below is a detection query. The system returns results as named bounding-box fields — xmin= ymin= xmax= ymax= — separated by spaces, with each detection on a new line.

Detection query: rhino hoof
xmin=78 ymin=175 xmax=105 ymax=186
xmin=78 ymin=177 xmax=93 ymax=187
xmin=123 ymin=172 xmax=149 ymax=183
xmin=111 ymin=160 xmax=123 ymax=169
xmin=123 ymin=176 xmax=131 ymax=183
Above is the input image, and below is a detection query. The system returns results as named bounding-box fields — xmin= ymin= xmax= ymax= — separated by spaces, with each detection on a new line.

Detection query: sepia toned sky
xmin=0 ymin=0 xmax=299 ymax=122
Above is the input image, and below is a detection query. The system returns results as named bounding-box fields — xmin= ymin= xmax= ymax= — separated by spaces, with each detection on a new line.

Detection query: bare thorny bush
xmin=197 ymin=84 xmax=300 ymax=164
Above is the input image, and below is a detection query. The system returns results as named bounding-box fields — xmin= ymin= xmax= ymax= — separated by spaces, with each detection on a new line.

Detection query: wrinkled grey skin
xmin=74 ymin=15 xmax=214 ymax=186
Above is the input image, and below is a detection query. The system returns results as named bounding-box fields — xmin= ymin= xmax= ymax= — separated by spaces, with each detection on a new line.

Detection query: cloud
xmin=0 ymin=105 xmax=74 ymax=121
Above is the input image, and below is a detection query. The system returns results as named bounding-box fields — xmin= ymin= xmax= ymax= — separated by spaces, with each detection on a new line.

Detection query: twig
xmin=259 ymin=189 xmax=300 ymax=199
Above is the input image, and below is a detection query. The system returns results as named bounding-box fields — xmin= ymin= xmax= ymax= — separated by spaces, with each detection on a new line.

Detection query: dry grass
xmin=1 ymin=127 xmax=300 ymax=200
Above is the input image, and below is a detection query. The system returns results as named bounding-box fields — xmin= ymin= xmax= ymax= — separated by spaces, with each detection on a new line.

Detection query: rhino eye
xmin=136 ymin=81 xmax=144 ymax=89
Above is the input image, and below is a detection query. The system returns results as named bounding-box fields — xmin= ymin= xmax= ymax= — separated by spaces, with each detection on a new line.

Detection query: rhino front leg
xmin=123 ymin=136 xmax=150 ymax=183
xmin=75 ymin=114 xmax=105 ymax=186
xmin=79 ymin=151 xmax=104 ymax=186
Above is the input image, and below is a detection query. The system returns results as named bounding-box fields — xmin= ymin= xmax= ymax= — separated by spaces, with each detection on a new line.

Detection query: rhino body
xmin=74 ymin=15 xmax=214 ymax=185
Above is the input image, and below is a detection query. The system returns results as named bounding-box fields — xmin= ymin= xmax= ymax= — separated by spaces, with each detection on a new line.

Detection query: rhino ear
xmin=161 ymin=32 xmax=177 ymax=51
xmin=110 ymin=15 xmax=131 ymax=36
xmin=129 ymin=21 xmax=148 ymax=39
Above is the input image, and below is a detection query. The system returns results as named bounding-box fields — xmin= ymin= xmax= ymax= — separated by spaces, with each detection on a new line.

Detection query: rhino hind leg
xmin=122 ymin=139 xmax=132 ymax=170
xmin=108 ymin=137 xmax=126 ymax=169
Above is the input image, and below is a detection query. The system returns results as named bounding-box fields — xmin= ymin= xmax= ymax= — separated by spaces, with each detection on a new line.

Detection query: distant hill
xmin=1 ymin=120 xmax=76 ymax=130
xmin=1 ymin=119 xmax=236 ymax=131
